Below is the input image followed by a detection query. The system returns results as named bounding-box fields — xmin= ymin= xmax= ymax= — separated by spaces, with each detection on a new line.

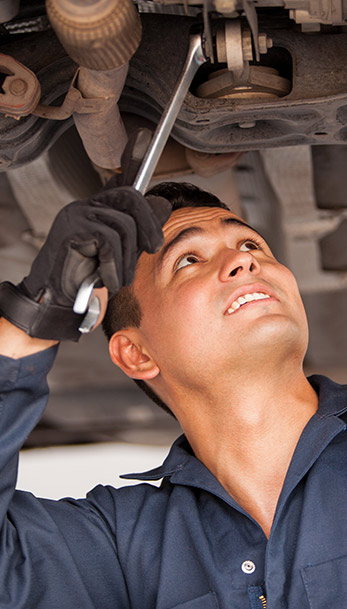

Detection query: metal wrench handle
xmin=133 ymin=32 xmax=206 ymax=194
xmin=74 ymin=31 xmax=207 ymax=325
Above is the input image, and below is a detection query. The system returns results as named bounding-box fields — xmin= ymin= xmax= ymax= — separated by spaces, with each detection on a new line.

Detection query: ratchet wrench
xmin=74 ymin=30 xmax=207 ymax=331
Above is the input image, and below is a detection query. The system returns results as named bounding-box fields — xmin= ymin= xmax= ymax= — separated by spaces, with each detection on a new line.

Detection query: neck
xmin=168 ymin=363 xmax=318 ymax=537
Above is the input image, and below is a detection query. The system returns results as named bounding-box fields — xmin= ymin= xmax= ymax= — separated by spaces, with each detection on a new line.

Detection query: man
xmin=0 ymin=180 xmax=345 ymax=609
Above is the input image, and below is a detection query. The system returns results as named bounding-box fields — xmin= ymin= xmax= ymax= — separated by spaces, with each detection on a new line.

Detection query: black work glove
xmin=20 ymin=185 xmax=170 ymax=305
xmin=0 ymin=129 xmax=172 ymax=341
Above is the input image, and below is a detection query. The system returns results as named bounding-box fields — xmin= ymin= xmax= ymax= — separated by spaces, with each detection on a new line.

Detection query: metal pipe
xmin=73 ymin=64 xmax=128 ymax=169
xmin=46 ymin=0 xmax=141 ymax=70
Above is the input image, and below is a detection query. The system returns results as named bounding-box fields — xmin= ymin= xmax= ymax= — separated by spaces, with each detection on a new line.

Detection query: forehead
xmin=162 ymin=206 xmax=243 ymax=240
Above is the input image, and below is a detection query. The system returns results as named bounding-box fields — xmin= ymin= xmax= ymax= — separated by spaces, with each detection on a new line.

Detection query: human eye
xmin=174 ymin=252 xmax=201 ymax=272
xmin=239 ymin=238 xmax=263 ymax=252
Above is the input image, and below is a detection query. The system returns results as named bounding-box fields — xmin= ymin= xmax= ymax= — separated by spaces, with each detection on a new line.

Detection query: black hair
xmin=102 ymin=182 xmax=229 ymax=416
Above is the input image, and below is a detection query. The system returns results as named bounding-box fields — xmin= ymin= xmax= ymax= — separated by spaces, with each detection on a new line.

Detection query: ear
xmin=109 ymin=330 xmax=160 ymax=380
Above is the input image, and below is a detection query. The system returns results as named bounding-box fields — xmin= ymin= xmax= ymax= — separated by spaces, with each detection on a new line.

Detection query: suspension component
xmin=73 ymin=64 xmax=128 ymax=169
xmin=0 ymin=54 xmax=41 ymax=118
xmin=215 ymin=20 xmax=272 ymax=78
xmin=45 ymin=0 xmax=142 ymax=70
xmin=196 ymin=66 xmax=291 ymax=99
xmin=196 ymin=19 xmax=290 ymax=101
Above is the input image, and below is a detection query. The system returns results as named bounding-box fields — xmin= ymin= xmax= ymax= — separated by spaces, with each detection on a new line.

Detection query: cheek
xmin=272 ymin=263 xmax=308 ymax=329
xmin=281 ymin=265 xmax=305 ymax=308
xmin=161 ymin=283 xmax=208 ymax=333
xmin=140 ymin=278 xmax=213 ymax=347
xmin=269 ymin=261 xmax=300 ymax=297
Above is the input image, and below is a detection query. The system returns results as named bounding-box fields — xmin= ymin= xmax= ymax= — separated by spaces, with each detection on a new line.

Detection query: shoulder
xmin=86 ymin=481 xmax=172 ymax=531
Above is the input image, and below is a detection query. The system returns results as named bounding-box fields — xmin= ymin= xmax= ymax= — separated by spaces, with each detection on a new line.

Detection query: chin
xmin=239 ymin=314 xmax=308 ymax=362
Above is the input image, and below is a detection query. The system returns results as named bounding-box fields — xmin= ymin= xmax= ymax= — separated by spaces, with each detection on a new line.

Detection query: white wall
xmin=17 ymin=443 xmax=171 ymax=500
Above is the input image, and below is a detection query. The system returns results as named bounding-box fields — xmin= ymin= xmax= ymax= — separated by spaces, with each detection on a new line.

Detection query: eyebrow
xmin=157 ymin=217 xmax=264 ymax=271
xmin=221 ymin=217 xmax=263 ymax=236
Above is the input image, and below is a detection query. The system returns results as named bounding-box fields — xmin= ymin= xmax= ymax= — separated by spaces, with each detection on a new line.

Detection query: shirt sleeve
xmin=0 ymin=347 xmax=130 ymax=609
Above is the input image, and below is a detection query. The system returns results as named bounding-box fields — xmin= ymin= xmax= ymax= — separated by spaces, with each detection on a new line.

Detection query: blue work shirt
xmin=1 ymin=346 xmax=347 ymax=609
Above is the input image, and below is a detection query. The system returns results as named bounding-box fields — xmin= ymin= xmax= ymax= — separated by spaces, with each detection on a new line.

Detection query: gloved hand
xmin=0 ymin=129 xmax=172 ymax=341
xmin=20 ymin=185 xmax=170 ymax=305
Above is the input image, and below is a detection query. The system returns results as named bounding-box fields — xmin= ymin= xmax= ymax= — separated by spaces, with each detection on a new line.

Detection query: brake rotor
xmin=196 ymin=66 xmax=291 ymax=100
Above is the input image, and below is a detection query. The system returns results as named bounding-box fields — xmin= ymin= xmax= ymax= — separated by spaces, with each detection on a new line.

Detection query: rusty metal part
xmin=32 ymin=69 xmax=116 ymax=120
xmin=258 ymin=32 xmax=273 ymax=54
xmin=215 ymin=20 xmax=272 ymax=79
xmin=211 ymin=0 xmax=347 ymax=26
xmin=152 ymin=0 xmax=347 ymax=26
xmin=242 ymin=0 xmax=260 ymax=61
xmin=34 ymin=64 xmax=129 ymax=168
xmin=0 ymin=59 xmax=123 ymax=126
xmin=216 ymin=20 xmax=247 ymax=78
xmin=0 ymin=52 xmax=128 ymax=169
xmin=0 ymin=54 xmax=128 ymax=169
xmin=0 ymin=54 xmax=41 ymax=118
xmin=73 ymin=63 xmax=128 ymax=169
xmin=288 ymin=0 xmax=346 ymax=26
xmin=185 ymin=148 xmax=244 ymax=177
xmin=4 ymin=14 xmax=347 ymax=169
xmin=196 ymin=66 xmax=291 ymax=99
xmin=202 ymin=0 xmax=214 ymax=61
xmin=0 ymin=49 xmax=128 ymax=169
xmin=46 ymin=0 xmax=142 ymax=70
xmin=213 ymin=0 xmax=238 ymax=15
xmin=33 ymin=87 xmax=106 ymax=120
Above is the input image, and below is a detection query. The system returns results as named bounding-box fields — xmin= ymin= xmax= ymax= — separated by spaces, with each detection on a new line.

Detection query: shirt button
xmin=241 ymin=560 xmax=256 ymax=574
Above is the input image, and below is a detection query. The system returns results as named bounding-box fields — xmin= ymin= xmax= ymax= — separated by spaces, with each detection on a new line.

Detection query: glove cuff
xmin=0 ymin=282 xmax=85 ymax=341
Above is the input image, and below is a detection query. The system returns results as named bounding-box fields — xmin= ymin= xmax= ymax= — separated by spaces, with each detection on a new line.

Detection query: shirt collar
xmin=120 ymin=374 xmax=347 ymax=483
xmin=120 ymin=434 xmax=191 ymax=481
xmin=307 ymin=374 xmax=347 ymax=418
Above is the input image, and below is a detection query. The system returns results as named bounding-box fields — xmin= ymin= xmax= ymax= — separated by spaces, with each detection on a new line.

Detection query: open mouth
xmin=225 ymin=292 xmax=270 ymax=315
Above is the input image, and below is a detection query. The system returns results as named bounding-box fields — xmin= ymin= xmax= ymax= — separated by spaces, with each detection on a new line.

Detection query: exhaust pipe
xmin=46 ymin=0 xmax=142 ymax=169
xmin=46 ymin=0 xmax=141 ymax=70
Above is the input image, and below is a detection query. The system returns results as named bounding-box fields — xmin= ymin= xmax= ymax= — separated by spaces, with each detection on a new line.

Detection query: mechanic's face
xmin=133 ymin=206 xmax=308 ymax=389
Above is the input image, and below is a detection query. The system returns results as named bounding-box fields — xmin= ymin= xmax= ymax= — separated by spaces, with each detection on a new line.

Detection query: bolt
xmin=238 ymin=121 xmax=256 ymax=129
xmin=258 ymin=33 xmax=273 ymax=54
xmin=9 ymin=78 xmax=27 ymax=96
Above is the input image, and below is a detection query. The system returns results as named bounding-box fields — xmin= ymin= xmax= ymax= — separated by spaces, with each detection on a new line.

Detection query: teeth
xmin=237 ymin=296 xmax=247 ymax=305
xmin=226 ymin=292 xmax=270 ymax=314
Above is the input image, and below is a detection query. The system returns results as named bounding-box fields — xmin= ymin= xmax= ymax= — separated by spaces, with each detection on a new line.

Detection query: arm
xmin=0 ymin=155 xmax=171 ymax=606
xmin=0 ymin=339 xmax=131 ymax=609
xmin=0 ymin=129 xmax=172 ymax=604
xmin=0 ymin=317 xmax=58 ymax=358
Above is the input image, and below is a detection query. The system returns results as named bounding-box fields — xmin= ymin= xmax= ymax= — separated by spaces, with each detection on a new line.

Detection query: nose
xmin=218 ymin=248 xmax=261 ymax=282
